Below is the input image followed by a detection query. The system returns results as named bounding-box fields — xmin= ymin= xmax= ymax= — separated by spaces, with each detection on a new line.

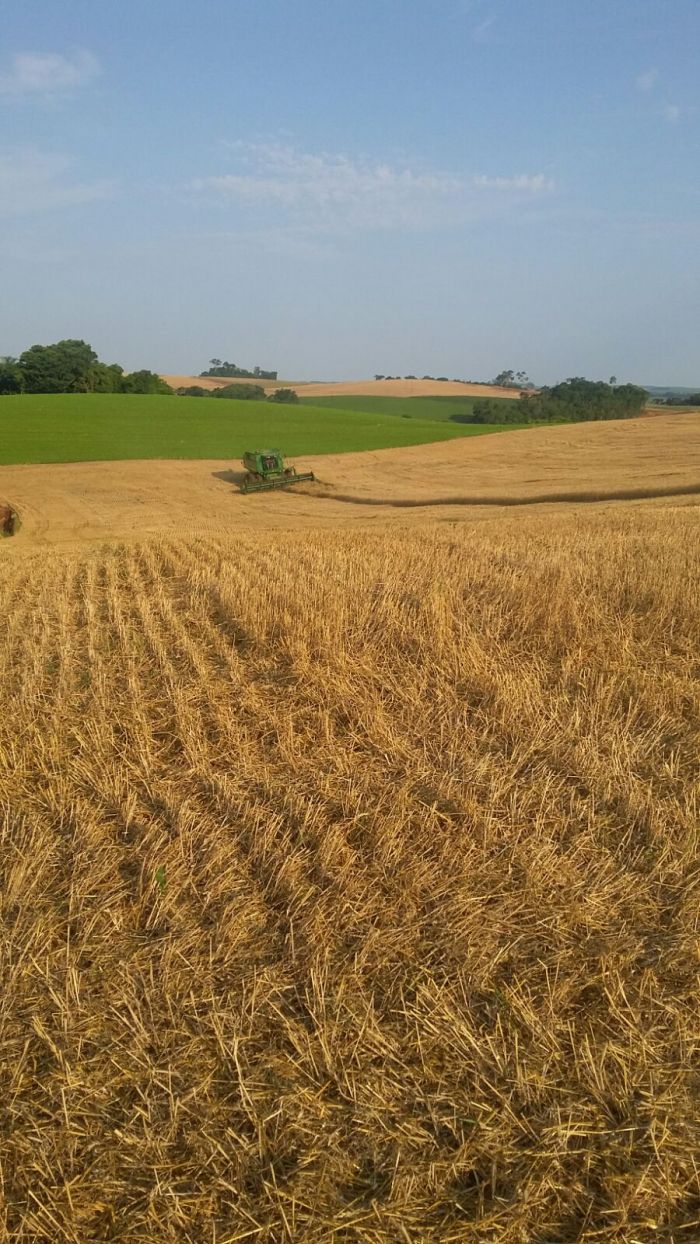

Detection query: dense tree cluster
xmin=211 ymin=384 xmax=267 ymax=401
xmin=464 ymin=400 xmax=531 ymax=425
xmin=0 ymin=341 xmax=171 ymax=395
xmin=200 ymin=359 xmax=278 ymax=380
xmin=175 ymin=383 xmax=299 ymax=404
xmin=267 ymin=388 xmax=299 ymax=404
xmin=175 ymin=383 xmax=265 ymax=401
xmin=465 ymin=378 xmax=649 ymax=426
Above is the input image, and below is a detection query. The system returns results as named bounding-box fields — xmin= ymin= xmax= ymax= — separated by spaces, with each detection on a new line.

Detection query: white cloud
xmin=0 ymin=150 xmax=114 ymax=216
xmin=635 ymin=68 xmax=659 ymax=93
xmin=663 ymin=103 xmax=681 ymax=123
xmin=473 ymin=173 xmax=554 ymax=192
xmin=190 ymin=143 xmax=553 ymax=233
xmin=0 ymin=50 xmax=100 ymax=97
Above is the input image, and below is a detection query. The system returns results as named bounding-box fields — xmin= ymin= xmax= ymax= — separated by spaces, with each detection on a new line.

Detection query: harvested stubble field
xmin=2 ymin=413 xmax=699 ymax=547
xmin=1 ymin=500 xmax=700 ymax=1242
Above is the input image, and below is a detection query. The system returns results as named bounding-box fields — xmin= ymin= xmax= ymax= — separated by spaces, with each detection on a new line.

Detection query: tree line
xmin=655 ymin=392 xmax=700 ymax=407
xmin=0 ymin=340 xmax=171 ymax=395
xmin=371 ymin=370 xmax=535 ymax=387
xmin=200 ymin=359 xmax=278 ymax=380
xmin=465 ymin=378 xmax=649 ymax=425
xmin=177 ymin=384 xmax=299 ymax=404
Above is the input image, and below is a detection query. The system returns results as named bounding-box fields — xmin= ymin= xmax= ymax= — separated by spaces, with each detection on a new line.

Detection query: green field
xmin=0 ymin=394 xmax=528 ymax=465
xmin=303 ymin=393 xmax=519 ymax=422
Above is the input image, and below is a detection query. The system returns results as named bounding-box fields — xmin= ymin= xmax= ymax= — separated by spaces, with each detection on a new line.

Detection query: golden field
xmin=160 ymin=376 xmax=525 ymax=400
xmin=0 ymin=417 xmax=699 ymax=1241
xmin=1 ymin=507 xmax=699 ymax=1241
xmin=1 ymin=413 xmax=698 ymax=547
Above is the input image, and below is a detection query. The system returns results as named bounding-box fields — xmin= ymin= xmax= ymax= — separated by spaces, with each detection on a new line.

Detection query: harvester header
xmin=240 ymin=449 xmax=315 ymax=494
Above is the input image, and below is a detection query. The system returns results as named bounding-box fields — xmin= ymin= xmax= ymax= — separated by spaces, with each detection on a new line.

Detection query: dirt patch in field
xmin=0 ymin=414 xmax=698 ymax=549
xmin=161 ymin=375 xmax=526 ymax=400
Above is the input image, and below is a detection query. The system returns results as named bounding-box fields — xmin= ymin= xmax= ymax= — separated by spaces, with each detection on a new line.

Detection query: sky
xmin=0 ymin=0 xmax=698 ymax=385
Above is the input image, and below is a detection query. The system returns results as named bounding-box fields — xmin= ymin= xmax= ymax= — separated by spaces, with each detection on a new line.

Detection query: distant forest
xmin=654 ymin=392 xmax=700 ymax=407
xmin=465 ymin=378 xmax=649 ymax=425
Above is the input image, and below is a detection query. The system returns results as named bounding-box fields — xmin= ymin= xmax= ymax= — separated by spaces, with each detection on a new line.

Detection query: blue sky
xmin=1 ymin=0 xmax=698 ymax=383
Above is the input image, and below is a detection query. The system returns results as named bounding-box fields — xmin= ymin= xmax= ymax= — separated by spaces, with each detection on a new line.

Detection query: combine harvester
xmin=239 ymin=449 xmax=315 ymax=495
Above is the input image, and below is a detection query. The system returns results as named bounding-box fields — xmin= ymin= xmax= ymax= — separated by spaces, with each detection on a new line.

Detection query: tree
xmin=211 ymin=383 xmax=266 ymax=400
xmin=121 ymin=370 xmax=173 ymax=394
xmin=0 ymin=361 xmax=24 ymax=394
xmin=88 ymin=362 xmax=124 ymax=392
xmin=609 ymin=375 xmax=618 ymax=386
xmin=19 ymin=339 xmax=98 ymax=393
xmin=267 ymin=388 xmax=299 ymax=404
xmin=209 ymin=358 xmax=222 ymax=368
xmin=493 ymin=370 xmax=515 ymax=387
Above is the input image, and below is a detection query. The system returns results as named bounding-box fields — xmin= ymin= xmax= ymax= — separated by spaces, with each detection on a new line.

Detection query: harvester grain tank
xmin=239 ymin=449 xmax=315 ymax=494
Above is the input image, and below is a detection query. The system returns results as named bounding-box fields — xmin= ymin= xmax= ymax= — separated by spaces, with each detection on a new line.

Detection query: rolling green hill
xmin=0 ymin=393 xmax=526 ymax=466
xmin=302 ymin=394 xmax=519 ymax=422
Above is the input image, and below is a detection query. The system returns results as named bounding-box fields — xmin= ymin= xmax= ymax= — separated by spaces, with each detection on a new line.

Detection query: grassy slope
xmin=0 ymin=394 xmax=518 ymax=465
xmin=303 ymin=393 xmax=521 ymax=422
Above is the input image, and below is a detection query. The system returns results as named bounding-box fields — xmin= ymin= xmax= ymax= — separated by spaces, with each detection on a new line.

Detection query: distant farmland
xmin=161 ymin=375 xmax=526 ymax=400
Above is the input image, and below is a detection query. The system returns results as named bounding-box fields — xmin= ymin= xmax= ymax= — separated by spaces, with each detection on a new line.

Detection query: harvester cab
xmin=240 ymin=449 xmax=315 ymax=494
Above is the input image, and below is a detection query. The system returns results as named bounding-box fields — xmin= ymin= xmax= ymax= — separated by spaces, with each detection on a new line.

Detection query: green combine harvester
xmin=239 ymin=449 xmax=315 ymax=495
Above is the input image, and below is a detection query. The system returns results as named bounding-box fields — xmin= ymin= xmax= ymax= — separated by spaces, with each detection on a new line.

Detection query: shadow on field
xmin=212 ymin=469 xmax=246 ymax=486
xmin=310 ymin=482 xmax=700 ymax=509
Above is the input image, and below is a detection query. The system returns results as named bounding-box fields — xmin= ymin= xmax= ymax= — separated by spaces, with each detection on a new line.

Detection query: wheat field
xmin=1 ymin=412 xmax=698 ymax=547
xmin=1 ymin=504 xmax=699 ymax=1241
xmin=160 ymin=377 xmax=524 ymax=399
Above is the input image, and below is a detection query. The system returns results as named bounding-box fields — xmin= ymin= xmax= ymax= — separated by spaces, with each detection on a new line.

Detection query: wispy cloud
xmin=473 ymin=173 xmax=554 ymax=192
xmin=633 ymin=69 xmax=684 ymax=125
xmin=0 ymin=49 xmax=100 ymax=97
xmin=190 ymin=143 xmax=553 ymax=234
xmin=457 ymin=0 xmax=498 ymax=43
xmin=0 ymin=150 xmax=114 ymax=216
xmin=635 ymin=68 xmax=659 ymax=93
xmin=472 ymin=14 xmax=497 ymax=43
